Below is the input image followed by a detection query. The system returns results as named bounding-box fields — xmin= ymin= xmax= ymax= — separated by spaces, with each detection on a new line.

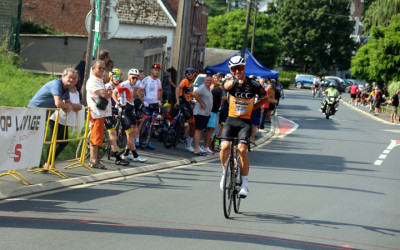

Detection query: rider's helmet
xmin=329 ymin=82 xmax=335 ymax=87
xmin=128 ymin=68 xmax=140 ymax=75
xmin=185 ymin=67 xmax=196 ymax=74
xmin=110 ymin=68 xmax=122 ymax=77
xmin=228 ymin=56 xmax=246 ymax=68
xmin=152 ymin=63 xmax=162 ymax=70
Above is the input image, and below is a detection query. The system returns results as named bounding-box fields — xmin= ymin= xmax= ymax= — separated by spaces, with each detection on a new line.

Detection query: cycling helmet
xmin=128 ymin=68 xmax=140 ymax=75
xmin=111 ymin=68 xmax=122 ymax=76
xmin=152 ymin=63 xmax=162 ymax=69
xmin=185 ymin=67 xmax=196 ymax=74
xmin=329 ymin=83 xmax=335 ymax=87
xmin=228 ymin=56 xmax=246 ymax=68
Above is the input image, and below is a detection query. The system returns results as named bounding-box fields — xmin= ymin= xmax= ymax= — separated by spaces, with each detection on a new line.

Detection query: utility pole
xmin=251 ymin=0 xmax=257 ymax=54
xmin=97 ymin=0 xmax=107 ymax=57
xmin=241 ymin=0 xmax=252 ymax=58
xmin=82 ymin=2 xmax=96 ymax=106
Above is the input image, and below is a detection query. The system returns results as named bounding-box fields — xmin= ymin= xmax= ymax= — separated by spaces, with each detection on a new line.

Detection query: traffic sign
xmin=85 ymin=8 xmax=119 ymax=40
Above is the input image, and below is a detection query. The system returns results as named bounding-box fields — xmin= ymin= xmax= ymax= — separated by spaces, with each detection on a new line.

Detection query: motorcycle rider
xmin=321 ymin=82 xmax=340 ymax=113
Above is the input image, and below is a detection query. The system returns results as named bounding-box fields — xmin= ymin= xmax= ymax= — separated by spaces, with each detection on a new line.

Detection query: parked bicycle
xmin=220 ymin=137 xmax=250 ymax=219
xmin=138 ymin=103 xmax=161 ymax=149
xmin=163 ymin=105 xmax=187 ymax=149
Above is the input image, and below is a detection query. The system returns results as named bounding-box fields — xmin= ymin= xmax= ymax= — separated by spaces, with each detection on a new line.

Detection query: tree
xmin=362 ymin=0 xmax=400 ymax=35
xmin=203 ymin=0 xmax=251 ymax=17
xmin=206 ymin=9 xmax=281 ymax=68
xmin=267 ymin=0 xmax=356 ymax=73
xmin=351 ymin=14 xmax=400 ymax=83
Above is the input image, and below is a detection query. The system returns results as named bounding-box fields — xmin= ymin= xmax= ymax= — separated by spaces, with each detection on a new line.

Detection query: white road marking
xmin=374 ymin=140 xmax=400 ymax=166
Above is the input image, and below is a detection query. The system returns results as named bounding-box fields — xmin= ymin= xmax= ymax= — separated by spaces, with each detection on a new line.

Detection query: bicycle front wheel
xmin=233 ymin=155 xmax=242 ymax=213
xmin=139 ymin=117 xmax=152 ymax=149
xmin=223 ymin=159 xmax=234 ymax=219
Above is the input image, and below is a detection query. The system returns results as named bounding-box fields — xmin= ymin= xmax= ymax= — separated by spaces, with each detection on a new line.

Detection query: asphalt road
xmin=0 ymin=89 xmax=399 ymax=250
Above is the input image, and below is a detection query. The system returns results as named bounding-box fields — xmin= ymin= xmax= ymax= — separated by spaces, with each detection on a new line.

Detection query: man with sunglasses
xmin=137 ymin=63 xmax=163 ymax=149
xmin=219 ymin=56 xmax=271 ymax=198
xmin=175 ymin=67 xmax=197 ymax=152
xmin=112 ymin=68 xmax=147 ymax=163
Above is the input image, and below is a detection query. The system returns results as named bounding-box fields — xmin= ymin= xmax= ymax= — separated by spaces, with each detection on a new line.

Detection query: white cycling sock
xmin=136 ymin=138 xmax=139 ymax=143
xmin=242 ymin=176 xmax=248 ymax=187
xmin=187 ymin=137 xmax=193 ymax=147
xmin=221 ymin=165 xmax=225 ymax=174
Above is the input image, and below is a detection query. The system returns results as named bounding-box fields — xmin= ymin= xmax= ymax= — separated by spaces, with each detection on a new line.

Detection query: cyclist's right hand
xmin=174 ymin=102 xmax=180 ymax=108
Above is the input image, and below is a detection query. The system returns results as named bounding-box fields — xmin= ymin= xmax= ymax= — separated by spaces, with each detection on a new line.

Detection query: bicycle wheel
xmin=139 ymin=117 xmax=152 ymax=149
xmin=173 ymin=117 xmax=184 ymax=148
xmin=223 ymin=159 xmax=234 ymax=219
xmin=76 ymin=131 xmax=90 ymax=159
xmin=97 ymin=131 xmax=109 ymax=160
xmin=233 ymin=154 xmax=242 ymax=213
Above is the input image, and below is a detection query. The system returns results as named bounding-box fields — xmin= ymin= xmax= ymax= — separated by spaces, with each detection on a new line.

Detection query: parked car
xmin=294 ymin=74 xmax=314 ymax=89
xmin=193 ymin=73 xmax=206 ymax=93
xmin=324 ymin=76 xmax=346 ymax=92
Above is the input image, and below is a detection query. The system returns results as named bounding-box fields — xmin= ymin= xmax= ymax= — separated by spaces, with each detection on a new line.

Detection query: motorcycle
xmin=321 ymin=93 xmax=340 ymax=119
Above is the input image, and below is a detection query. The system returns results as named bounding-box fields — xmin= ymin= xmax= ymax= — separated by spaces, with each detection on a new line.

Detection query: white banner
xmin=0 ymin=107 xmax=47 ymax=170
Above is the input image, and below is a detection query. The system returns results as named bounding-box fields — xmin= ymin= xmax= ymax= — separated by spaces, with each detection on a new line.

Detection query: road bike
xmin=163 ymin=105 xmax=186 ymax=149
xmin=106 ymin=107 xmax=127 ymax=160
xmin=75 ymin=129 xmax=109 ymax=160
xmin=220 ymin=137 xmax=250 ymax=219
xmin=138 ymin=103 xmax=161 ymax=149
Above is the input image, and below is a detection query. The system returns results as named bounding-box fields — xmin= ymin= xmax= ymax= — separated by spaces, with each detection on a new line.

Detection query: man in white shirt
xmin=136 ymin=63 xmax=163 ymax=149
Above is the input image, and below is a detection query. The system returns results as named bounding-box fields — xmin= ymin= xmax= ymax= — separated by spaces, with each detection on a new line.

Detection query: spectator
xmin=202 ymin=73 xmax=224 ymax=154
xmin=28 ymin=67 xmax=75 ymax=170
xmin=373 ymin=86 xmax=382 ymax=115
xmin=192 ymin=75 xmax=213 ymax=156
xmin=103 ymin=59 xmax=114 ymax=84
xmin=349 ymin=82 xmax=359 ymax=106
xmin=265 ymin=79 xmax=276 ymax=123
xmin=275 ymin=79 xmax=284 ymax=105
xmin=162 ymin=68 xmax=176 ymax=105
xmin=216 ymin=73 xmax=231 ymax=151
xmin=250 ymin=96 xmax=261 ymax=144
xmin=45 ymin=70 xmax=83 ymax=168
xmin=75 ymin=51 xmax=86 ymax=100
xmin=86 ymin=60 xmax=112 ymax=169
xmin=390 ymin=89 xmax=400 ymax=123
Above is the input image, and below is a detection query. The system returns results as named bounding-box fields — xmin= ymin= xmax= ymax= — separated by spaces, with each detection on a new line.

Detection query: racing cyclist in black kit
xmin=219 ymin=55 xmax=276 ymax=197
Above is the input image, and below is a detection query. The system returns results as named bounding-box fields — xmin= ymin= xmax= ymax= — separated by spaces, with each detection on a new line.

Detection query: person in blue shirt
xmin=28 ymin=68 xmax=74 ymax=113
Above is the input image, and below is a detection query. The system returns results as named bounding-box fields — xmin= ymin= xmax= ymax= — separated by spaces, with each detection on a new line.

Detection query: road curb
xmin=341 ymin=100 xmax=399 ymax=125
xmin=0 ymin=117 xmax=276 ymax=200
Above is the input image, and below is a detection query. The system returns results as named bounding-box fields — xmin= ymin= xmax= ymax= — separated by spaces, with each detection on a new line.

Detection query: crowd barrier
xmin=0 ymin=106 xmax=94 ymax=186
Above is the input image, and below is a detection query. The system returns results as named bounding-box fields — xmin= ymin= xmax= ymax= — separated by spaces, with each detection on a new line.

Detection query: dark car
xmin=294 ymin=74 xmax=314 ymax=89
xmin=324 ymin=76 xmax=346 ymax=92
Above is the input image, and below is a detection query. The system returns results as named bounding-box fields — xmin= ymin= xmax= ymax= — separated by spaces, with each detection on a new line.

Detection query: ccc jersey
xmin=227 ymin=78 xmax=266 ymax=119
xmin=178 ymin=78 xmax=192 ymax=103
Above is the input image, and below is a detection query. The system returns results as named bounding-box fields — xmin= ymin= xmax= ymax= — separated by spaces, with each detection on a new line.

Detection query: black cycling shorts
xmin=105 ymin=116 xmax=117 ymax=130
xmin=121 ymin=108 xmax=137 ymax=131
xmin=221 ymin=116 xmax=251 ymax=145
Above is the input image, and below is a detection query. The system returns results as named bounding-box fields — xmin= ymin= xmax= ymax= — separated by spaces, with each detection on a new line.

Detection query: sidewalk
xmin=0 ymin=116 xmax=277 ymax=200
xmin=340 ymin=94 xmax=400 ymax=125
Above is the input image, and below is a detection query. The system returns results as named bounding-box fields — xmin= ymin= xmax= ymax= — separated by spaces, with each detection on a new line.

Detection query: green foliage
xmin=206 ymin=9 xmax=281 ymax=68
xmin=20 ymin=18 xmax=61 ymax=35
xmin=351 ymin=14 xmax=400 ymax=83
xmin=387 ymin=81 xmax=400 ymax=97
xmin=0 ymin=44 xmax=56 ymax=107
xmin=268 ymin=0 xmax=356 ymax=73
xmin=362 ymin=0 xmax=400 ymax=35
xmin=203 ymin=0 xmax=228 ymax=16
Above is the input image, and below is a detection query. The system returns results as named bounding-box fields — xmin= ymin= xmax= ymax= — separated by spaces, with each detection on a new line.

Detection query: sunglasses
xmin=97 ymin=67 xmax=105 ymax=70
xmin=113 ymin=75 xmax=121 ymax=79
xmin=130 ymin=76 xmax=139 ymax=80
xmin=230 ymin=65 xmax=245 ymax=72
xmin=187 ymin=73 xmax=195 ymax=77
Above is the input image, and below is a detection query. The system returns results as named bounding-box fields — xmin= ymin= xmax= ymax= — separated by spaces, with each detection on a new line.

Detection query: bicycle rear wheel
xmin=233 ymin=155 xmax=242 ymax=213
xmin=97 ymin=131 xmax=109 ymax=160
xmin=223 ymin=159 xmax=234 ymax=219
xmin=76 ymin=131 xmax=90 ymax=159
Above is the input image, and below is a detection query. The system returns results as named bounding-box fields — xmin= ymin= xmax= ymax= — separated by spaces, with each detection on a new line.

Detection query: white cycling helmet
xmin=128 ymin=68 xmax=139 ymax=75
xmin=228 ymin=56 xmax=246 ymax=68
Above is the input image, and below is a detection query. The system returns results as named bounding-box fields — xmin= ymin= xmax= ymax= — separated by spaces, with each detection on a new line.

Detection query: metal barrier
xmin=28 ymin=107 xmax=95 ymax=179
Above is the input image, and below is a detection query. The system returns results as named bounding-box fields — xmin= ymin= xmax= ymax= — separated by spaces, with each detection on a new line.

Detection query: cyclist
xmin=219 ymin=56 xmax=270 ymax=198
xmin=137 ymin=63 xmax=163 ymax=150
xmin=175 ymin=67 xmax=196 ymax=152
xmin=112 ymin=68 xmax=147 ymax=163
xmin=104 ymin=68 xmax=130 ymax=166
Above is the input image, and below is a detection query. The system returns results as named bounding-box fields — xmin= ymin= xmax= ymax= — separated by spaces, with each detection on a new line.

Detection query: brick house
xmin=20 ymin=0 xmax=209 ymax=72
